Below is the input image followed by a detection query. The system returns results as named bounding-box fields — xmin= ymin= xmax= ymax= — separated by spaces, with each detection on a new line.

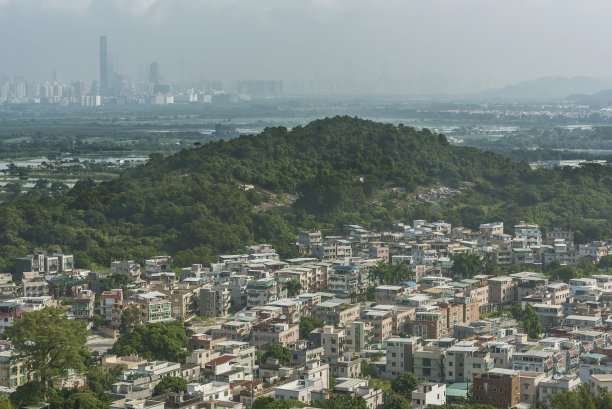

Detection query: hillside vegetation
xmin=1 ymin=116 xmax=612 ymax=272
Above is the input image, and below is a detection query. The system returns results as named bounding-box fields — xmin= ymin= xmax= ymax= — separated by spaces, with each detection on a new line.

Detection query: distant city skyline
xmin=1 ymin=1 xmax=612 ymax=94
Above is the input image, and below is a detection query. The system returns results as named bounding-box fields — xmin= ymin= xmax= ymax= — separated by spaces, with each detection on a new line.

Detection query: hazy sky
xmin=1 ymin=0 xmax=611 ymax=92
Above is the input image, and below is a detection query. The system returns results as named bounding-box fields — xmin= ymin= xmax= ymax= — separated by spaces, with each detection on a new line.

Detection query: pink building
xmin=546 ymin=283 xmax=570 ymax=305
xmin=466 ymin=284 xmax=489 ymax=307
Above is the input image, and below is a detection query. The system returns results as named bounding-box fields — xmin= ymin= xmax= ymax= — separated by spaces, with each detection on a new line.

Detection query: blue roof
xmin=334 ymin=265 xmax=357 ymax=270
xmin=406 ymin=281 xmax=417 ymax=286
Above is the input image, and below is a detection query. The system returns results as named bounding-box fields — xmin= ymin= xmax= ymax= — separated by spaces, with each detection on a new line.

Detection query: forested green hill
xmin=1 ymin=116 xmax=612 ymax=272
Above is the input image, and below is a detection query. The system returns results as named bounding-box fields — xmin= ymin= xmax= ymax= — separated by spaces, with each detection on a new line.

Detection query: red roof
xmin=0 ymin=311 xmax=22 ymax=318
xmin=205 ymin=355 xmax=236 ymax=366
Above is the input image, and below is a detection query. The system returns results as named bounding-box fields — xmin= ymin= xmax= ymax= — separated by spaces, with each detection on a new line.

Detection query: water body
xmin=551 ymin=149 xmax=612 ymax=154
xmin=0 ymin=156 xmax=148 ymax=170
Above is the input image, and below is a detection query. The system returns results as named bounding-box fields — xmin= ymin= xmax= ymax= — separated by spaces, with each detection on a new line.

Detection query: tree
xmin=313 ymin=394 xmax=368 ymax=409
xmin=86 ymin=365 xmax=125 ymax=396
xmin=451 ymin=252 xmax=483 ymax=279
xmin=252 ymin=397 xmax=275 ymax=409
xmin=361 ymin=360 xmax=375 ymax=377
xmin=598 ymin=254 xmax=612 ymax=269
xmin=329 ymin=375 xmax=336 ymax=389
xmin=286 ymin=280 xmax=302 ymax=297
xmin=578 ymin=258 xmax=597 ymax=276
xmin=382 ymin=397 xmax=412 ymax=409
xmin=0 ymin=398 xmax=13 ymax=409
xmin=550 ymin=265 xmax=581 ymax=282
xmin=111 ymin=321 xmax=191 ymax=363
xmin=64 ymin=390 xmax=106 ymax=409
xmin=153 ymin=376 xmax=188 ymax=396
xmin=105 ymin=273 xmax=131 ymax=292
xmin=119 ymin=306 xmax=142 ymax=334
xmin=391 ymin=372 xmax=419 ymax=397
xmin=511 ymin=303 xmax=544 ymax=340
xmin=299 ymin=315 xmax=324 ymax=339
xmin=261 ymin=344 xmax=292 ymax=364
xmin=370 ymin=260 xmax=415 ymax=285
xmin=9 ymin=381 xmax=45 ymax=408
xmin=92 ymin=314 xmax=105 ymax=329
xmin=5 ymin=308 xmax=89 ymax=388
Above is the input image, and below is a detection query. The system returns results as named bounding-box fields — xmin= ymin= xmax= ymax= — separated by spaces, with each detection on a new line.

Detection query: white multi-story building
xmin=186 ymin=381 xmax=232 ymax=401
xmin=538 ymin=376 xmax=581 ymax=406
xmin=411 ymin=382 xmax=447 ymax=409
xmin=514 ymin=222 xmax=542 ymax=247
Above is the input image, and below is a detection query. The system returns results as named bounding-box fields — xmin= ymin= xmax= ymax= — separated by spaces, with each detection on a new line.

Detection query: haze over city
xmin=1 ymin=0 xmax=612 ymax=94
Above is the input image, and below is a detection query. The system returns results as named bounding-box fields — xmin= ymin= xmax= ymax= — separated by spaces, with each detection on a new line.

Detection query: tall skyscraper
xmin=99 ymin=35 xmax=108 ymax=94
xmin=149 ymin=61 xmax=159 ymax=85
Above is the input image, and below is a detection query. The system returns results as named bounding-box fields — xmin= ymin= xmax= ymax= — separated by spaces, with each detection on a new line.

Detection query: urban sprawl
xmin=3 ymin=220 xmax=612 ymax=409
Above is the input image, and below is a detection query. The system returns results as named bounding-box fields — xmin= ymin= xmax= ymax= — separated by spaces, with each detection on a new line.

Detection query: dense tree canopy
xmin=313 ymin=395 xmax=368 ymax=409
xmin=299 ymin=315 xmax=325 ymax=339
xmin=451 ymin=252 xmax=484 ymax=279
xmin=119 ymin=306 xmax=142 ymax=334
xmin=511 ymin=303 xmax=544 ymax=340
xmin=152 ymin=376 xmax=188 ymax=396
xmin=4 ymin=117 xmax=612 ymax=273
xmin=382 ymin=397 xmax=412 ymax=409
xmin=262 ymin=344 xmax=292 ymax=364
xmin=111 ymin=321 xmax=191 ymax=363
xmin=391 ymin=372 xmax=419 ymax=397
xmin=370 ymin=260 xmax=415 ymax=285
xmin=5 ymin=307 xmax=89 ymax=388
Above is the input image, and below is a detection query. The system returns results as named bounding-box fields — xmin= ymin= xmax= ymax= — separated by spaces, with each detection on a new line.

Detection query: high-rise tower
xmin=99 ymin=35 xmax=108 ymax=94
xmin=149 ymin=61 xmax=159 ymax=85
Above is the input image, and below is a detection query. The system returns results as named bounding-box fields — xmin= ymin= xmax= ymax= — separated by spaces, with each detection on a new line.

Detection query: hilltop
xmin=2 ymin=116 xmax=612 ymax=272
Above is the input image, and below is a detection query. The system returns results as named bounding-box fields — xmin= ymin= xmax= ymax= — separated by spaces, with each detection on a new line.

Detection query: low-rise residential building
xmin=564 ymin=314 xmax=602 ymax=328
xmin=385 ymin=337 xmax=422 ymax=378
xmin=589 ymin=374 xmax=612 ymax=397
xmin=538 ymin=376 xmax=581 ymax=406
xmin=445 ymin=341 xmax=493 ymax=383
xmin=111 ymin=260 xmax=141 ymax=279
xmin=344 ymin=321 xmax=373 ymax=354
xmin=145 ymin=256 xmax=172 ymax=274
xmin=186 ymin=381 xmax=232 ymax=401
xmin=518 ymin=371 xmax=549 ymax=406
xmin=200 ymin=286 xmax=231 ymax=318
xmin=413 ymin=345 xmax=445 ymax=382
xmin=314 ymin=299 xmax=360 ymax=325
xmin=210 ymin=321 xmax=251 ymax=342
xmin=135 ymin=291 xmax=172 ymax=323
xmin=274 ymin=378 xmax=323 ymax=404
xmin=473 ymin=368 xmax=520 ymax=409
xmin=412 ymin=311 xmax=446 ymax=339
xmin=246 ymin=280 xmax=284 ymax=307
xmin=250 ymin=323 xmax=299 ymax=347
xmin=512 ymin=350 xmax=555 ymax=377
xmin=74 ymin=289 xmax=95 ymax=322
xmin=100 ymin=289 xmax=123 ymax=323
xmin=411 ymin=382 xmax=446 ymax=409
xmin=375 ymin=285 xmax=405 ymax=305
xmin=533 ymin=303 xmax=564 ymax=328
xmin=0 ymin=349 xmax=27 ymax=388
xmin=488 ymin=277 xmax=517 ymax=307
xmin=329 ymin=378 xmax=384 ymax=409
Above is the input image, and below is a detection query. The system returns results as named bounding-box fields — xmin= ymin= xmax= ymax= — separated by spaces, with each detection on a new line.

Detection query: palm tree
xmin=370 ymin=260 xmax=415 ymax=285
xmin=451 ymin=252 xmax=484 ymax=279
xmin=286 ymin=280 xmax=302 ymax=297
